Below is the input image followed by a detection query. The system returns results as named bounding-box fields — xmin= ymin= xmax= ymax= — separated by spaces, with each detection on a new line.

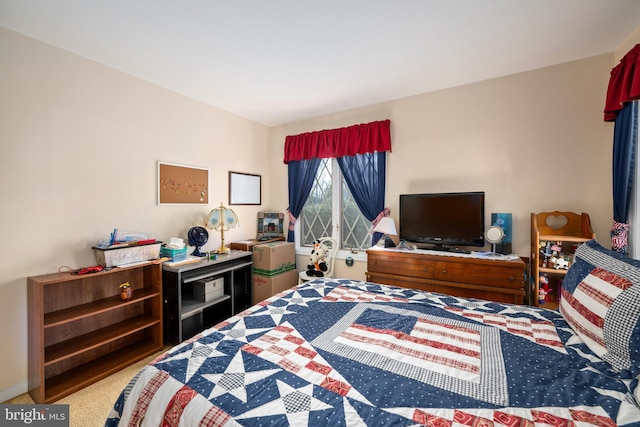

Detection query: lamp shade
xmin=207 ymin=204 xmax=239 ymax=231
xmin=373 ymin=217 xmax=397 ymax=235
xmin=206 ymin=203 xmax=239 ymax=253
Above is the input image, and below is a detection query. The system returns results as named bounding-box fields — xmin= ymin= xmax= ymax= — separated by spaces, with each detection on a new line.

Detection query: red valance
xmin=283 ymin=120 xmax=391 ymax=164
xmin=604 ymin=43 xmax=640 ymax=122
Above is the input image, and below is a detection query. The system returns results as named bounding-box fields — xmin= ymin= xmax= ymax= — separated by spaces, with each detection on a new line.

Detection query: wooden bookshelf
xmin=28 ymin=263 xmax=163 ymax=403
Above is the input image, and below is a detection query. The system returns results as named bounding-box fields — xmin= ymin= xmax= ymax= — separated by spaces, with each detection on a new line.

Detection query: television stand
xmin=430 ymin=245 xmax=471 ymax=254
xmin=366 ymin=248 xmax=526 ymax=304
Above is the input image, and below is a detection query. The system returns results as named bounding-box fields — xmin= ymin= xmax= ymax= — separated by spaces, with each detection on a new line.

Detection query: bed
xmin=105 ymin=240 xmax=640 ymax=426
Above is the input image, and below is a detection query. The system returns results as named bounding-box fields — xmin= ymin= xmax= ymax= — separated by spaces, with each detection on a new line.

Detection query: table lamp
xmin=206 ymin=202 xmax=239 ymax=254
xmin=373 ymin=217 xmax=397 ymax=248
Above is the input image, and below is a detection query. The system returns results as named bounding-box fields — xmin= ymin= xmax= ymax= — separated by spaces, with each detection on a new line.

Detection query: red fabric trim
xmin=604 ymin=44 xmax=640 ymax=121
xmin=283 ymin=120 xmax=391 ymax=163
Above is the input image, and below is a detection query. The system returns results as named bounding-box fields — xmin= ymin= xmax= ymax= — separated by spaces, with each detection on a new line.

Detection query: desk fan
xmin=187 ymin=226 xmax=209 ymax=257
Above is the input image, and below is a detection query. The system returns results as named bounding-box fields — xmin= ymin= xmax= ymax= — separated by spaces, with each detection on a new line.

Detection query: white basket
xmin=93 ymin=243 xmax=161 ymax=267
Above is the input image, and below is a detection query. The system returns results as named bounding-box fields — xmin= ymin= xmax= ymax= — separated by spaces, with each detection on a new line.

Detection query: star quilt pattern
xmin=105 ymin=278 xmax=640 ymax=426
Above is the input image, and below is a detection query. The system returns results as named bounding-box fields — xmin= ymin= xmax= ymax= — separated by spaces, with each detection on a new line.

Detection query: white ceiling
xmin=1 ymin=0 xmax=640 ymax=126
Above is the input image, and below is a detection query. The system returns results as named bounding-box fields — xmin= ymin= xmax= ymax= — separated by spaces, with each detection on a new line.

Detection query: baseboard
xmin=0 ymin=381 xmax=28 ymax=403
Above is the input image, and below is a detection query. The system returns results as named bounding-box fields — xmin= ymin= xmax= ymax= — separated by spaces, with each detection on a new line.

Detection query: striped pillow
xmin=559 ymin=239 xmax=640 ymax=375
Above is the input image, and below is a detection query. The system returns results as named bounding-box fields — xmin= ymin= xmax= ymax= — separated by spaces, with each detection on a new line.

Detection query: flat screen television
xmin=399 ymin=192 xmax=485 ymax=251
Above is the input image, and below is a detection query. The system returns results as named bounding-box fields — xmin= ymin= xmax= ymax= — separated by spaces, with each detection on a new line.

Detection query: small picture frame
xmin=229 ymin=171 xmax=261 ymax=205
xmin=257 ymin=212 xmax=285 ymax=239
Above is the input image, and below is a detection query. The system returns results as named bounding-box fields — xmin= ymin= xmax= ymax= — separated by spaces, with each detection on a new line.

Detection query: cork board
xmin=158 ymin=161 xmax=208 ymax=204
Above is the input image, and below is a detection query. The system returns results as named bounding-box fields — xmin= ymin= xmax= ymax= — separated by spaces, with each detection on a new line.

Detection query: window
xmin=296 ymin=158 xmax=372 ymax=260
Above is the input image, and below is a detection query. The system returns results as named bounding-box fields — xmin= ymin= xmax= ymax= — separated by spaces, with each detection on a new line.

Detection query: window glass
xmin=299 ymin=158 xmax=372 ymax=250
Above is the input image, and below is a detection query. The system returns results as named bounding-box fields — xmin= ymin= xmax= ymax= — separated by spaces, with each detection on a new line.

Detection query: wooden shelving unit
xmin=28 ymin=263 xmax=163 ymax=403
xmin=530 ymin=211 xmax=595 ymax=309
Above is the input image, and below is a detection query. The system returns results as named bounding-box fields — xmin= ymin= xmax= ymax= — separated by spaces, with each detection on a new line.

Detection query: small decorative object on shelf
xmin=119 ymin=282 xmax=132 ymax=300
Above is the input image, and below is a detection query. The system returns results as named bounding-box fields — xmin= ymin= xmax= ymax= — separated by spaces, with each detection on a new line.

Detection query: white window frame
xmin=294 ymin=158 xmax=369 ymax=263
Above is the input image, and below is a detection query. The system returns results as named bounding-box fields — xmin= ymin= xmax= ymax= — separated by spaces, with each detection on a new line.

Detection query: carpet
xmin=4 ymin=350 xmax=165 ymax=427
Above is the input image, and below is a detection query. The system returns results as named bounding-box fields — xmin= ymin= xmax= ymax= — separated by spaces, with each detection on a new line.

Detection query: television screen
xmin=399 ymin=192 xmax=485 ymax=250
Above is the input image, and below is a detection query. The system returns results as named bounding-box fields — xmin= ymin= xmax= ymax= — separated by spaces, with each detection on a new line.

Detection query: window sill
xmin=295 ymin=247 xmax=368 ymax=263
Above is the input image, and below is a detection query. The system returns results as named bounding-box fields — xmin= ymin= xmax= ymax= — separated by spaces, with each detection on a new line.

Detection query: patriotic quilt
xmin=105 ymin=278 xmax=640 ymax=426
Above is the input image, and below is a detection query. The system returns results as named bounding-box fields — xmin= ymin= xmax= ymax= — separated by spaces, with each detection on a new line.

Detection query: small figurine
xmin=538 ymin=287 xmax=547 ymax=304
xmin=539 ymin=274 xmax=550 ymax=304
xmin=540 ymin=274 xmax=549 ymax=286
xmin=541 ymin=241 xmax=553 ymax=258
xmin=542 ymin=282 xmax=552 ymax=302
xmin=554 ymin=257 xmax=569 ymax=270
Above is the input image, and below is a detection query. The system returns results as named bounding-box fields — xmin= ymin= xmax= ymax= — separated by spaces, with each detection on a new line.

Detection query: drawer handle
xmin=508 ymin=276 xmax=515 ymax=281
xmin=441 ymin=269 xmax=447 ymax=274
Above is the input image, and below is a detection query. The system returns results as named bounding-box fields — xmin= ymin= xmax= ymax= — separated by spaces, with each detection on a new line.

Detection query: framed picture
xmin=158 ymin=161 xmax=208 ymax=205
xmin=229 ymin=171 xmax=261 ymax=205
xmin=257 ymin=212 xmax=285 ymax=239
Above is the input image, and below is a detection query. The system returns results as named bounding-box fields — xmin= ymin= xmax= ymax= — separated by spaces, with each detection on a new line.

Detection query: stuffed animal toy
xmin=306 ymin=239 xmax=329 ymax=277
xmin=554 ymin=257 xmax=569 ymax=270
xmin=539 ymin=274 xmax=550 ymax=304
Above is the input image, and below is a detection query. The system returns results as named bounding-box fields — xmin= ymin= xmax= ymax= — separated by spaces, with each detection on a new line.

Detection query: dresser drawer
xmin=367 ymin=252 xmax=435 ymax=279
xmin=366 ymin=249 xmax=526 ymax=304
xmin=434 ymin=260 xmax=523 ymax=289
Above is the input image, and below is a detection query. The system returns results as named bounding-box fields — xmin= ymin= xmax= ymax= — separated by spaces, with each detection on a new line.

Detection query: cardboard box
xmin=93 ymin=243 xmax=161 ymax=267
xmin=252 ymin=270 xmax=298 ymax=304
xmin=194 ymin=277 xmax=225 ymax=302
xmin=252 ymin=241 xmax=295 ymax=276
xmin=229 ymin=237 xmax=285 ymax=252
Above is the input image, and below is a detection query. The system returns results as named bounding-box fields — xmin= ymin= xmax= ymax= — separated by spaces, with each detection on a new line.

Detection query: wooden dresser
xmin=366 ymin=248 xmax=526 ymax=304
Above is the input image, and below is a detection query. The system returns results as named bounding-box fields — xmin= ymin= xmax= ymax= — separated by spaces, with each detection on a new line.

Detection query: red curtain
xmin=604 ymin=43 xmax=640 ymax=122
xmin=283 ymin=120 xmax=391 ymax=164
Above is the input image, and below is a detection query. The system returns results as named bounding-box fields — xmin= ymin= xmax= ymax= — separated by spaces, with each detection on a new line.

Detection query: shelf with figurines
xmin=530 ymin=211 xmax=595 ymax=308
xmin=536 ymin=240 xmax=580 ymax=308
xmin=537 ymin=240 xmax=579 ymax=274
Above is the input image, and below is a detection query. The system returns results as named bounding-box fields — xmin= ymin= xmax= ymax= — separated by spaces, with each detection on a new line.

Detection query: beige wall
xmin=2 ymin=22 xmax=637 ymax=400
xmin=268 ymin=54 xmax=615 ymax=281
xmin=615 ymin=26 xmax=640 ymax=61
xmin=0 ymin=28 xmax=270 ymax=398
